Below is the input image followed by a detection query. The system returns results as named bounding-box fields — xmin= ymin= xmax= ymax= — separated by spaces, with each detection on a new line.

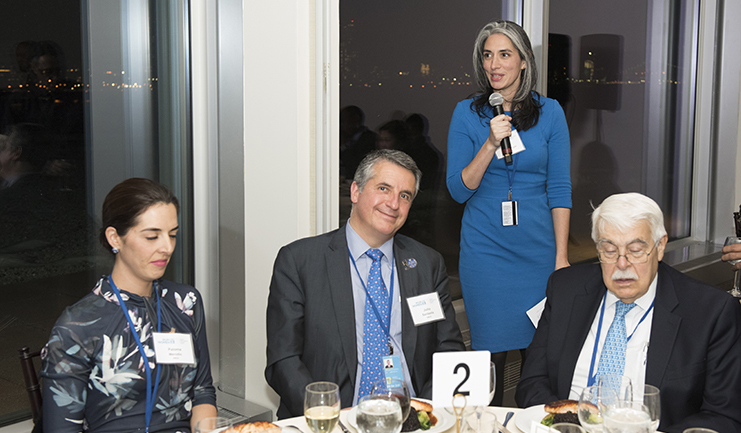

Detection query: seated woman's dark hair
xmin=99 ymin=178 xmax=179 ymax=252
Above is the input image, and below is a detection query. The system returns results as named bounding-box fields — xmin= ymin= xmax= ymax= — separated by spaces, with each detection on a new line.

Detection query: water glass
xmin=596 ymin=374 xmax=633 ymax=402
xmin=304 ymin=381 xmax=341 ymax=433
xmin=356 ymin=394 xmax=403 ymax=433
xmin=551 ymin=423 xmax=587 ymax=433
xmin=372 ymin=379 xmax=411 ymax=421
xmin=639 ymin=385 xmax=660 ymax=432
xmin=579 ymin=385 xmax=619 ymax=433
xmin=603 ymin=401 xmax=651 ymax=433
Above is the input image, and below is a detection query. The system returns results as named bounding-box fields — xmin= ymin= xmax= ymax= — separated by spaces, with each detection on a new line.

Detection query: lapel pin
xmin=402 ymin=258 xmax=417 ymax=270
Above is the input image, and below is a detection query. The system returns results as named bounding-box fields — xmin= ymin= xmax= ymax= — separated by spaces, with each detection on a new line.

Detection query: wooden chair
xmin=19 ymin=346 xmax=43 ymax=420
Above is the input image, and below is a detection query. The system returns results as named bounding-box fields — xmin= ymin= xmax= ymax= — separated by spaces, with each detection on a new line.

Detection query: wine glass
xmin=194 ymin=417 xmax=233 ymax=433
xmin=724 ymin=236 xmax=741 ymax=297
xmin=596 ymin=374 xmax=633 ymax=402
xmin=371 ymin=379 xmax=411 ymax=421
xmin=639 ymin=385 xmax=660 ymax=432
xmin=682 ymin=429 xmax=719 ymax=433
xmin=579 ymin=385 xmax=619 ymax=433
xmin=603 ymin=401 xmax=651 ymax=433
xmin=356 ymin=394 xmax=403 ymax=433
xmin=304 ymin=381 xmax=341 ymax=433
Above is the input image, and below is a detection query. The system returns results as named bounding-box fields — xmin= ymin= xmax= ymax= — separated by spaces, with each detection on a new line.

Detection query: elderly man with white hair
xmin=515 ymin=192 xmax=741 ymax=432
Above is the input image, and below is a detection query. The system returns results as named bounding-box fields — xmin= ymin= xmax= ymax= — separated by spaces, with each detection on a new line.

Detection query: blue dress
xmin=446 ymin=94 xmax=571 ymax=352
xmin=41 ymin=278 xmax=216 ymax=432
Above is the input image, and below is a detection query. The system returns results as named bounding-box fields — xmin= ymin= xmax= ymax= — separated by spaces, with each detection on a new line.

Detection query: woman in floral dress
xmin=41 ymin=178 xmax=216 ymax=432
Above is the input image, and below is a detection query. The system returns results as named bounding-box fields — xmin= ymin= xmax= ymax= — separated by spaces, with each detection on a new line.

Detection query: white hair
xmin=591 ymin=193 xmax=667 ymax=244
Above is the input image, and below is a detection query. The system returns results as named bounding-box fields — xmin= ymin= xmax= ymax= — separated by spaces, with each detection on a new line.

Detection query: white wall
xmin=241 ymin=0 xmax=315 ymax=412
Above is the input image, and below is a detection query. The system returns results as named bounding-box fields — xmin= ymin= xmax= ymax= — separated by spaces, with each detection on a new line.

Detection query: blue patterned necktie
xmin=358 ymin=248 xmax=390 ymax=398
xmin=596 ymin=301 xmax=637 ymax=380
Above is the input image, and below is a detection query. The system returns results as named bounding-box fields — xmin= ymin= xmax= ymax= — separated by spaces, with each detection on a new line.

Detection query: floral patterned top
xmin=41 ymin=278 xmax=216 ymax=432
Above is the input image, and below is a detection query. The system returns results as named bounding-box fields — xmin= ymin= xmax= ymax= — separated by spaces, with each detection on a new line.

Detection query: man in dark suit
xmin=266 ymin=149 xmax=465 ymax=418
xmin=515 ymin=193 xmax=741 ymax=432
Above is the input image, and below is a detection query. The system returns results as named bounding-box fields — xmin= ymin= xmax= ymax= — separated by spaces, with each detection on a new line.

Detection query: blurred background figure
xmin=340 ymin=105 xmax=377 ymax=180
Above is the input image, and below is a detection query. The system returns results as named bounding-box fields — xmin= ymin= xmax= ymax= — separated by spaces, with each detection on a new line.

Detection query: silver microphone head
xmin=489 ymin=92 xmax=504 ymax=107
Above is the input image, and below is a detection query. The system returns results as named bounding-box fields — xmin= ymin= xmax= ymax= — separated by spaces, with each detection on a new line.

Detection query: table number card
xmin=432 ymin=350 xmax=491 ymax=408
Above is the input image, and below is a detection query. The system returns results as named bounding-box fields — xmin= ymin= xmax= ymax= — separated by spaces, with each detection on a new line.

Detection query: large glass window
xmin=0 ymin=0 xmax=192 ymax=424
xmin=340 ymin=1 xmax=504 ymax=299
xmin=548 ymin=0 xmax=697 ymax=262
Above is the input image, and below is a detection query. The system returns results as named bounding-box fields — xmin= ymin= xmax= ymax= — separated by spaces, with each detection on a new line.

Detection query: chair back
xmin=19 ymin=346 xmax=43 ymax=420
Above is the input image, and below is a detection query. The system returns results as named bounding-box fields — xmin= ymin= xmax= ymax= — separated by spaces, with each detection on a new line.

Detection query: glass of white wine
xmin=304 ymin=381 xmax=341 ymax=433
xmin=356 ymin=394 xmax=403 ymax=433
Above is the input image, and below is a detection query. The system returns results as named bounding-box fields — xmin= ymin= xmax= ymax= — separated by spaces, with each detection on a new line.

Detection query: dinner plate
xmin=347 ymin=398 xmax=454 ymax=433
xmin=514 ymin=404 xmax=546 ymax=433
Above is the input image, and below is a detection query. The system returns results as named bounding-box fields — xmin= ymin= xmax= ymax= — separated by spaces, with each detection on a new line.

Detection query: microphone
xmin=488 ymin=92 xmax=513 ymax=164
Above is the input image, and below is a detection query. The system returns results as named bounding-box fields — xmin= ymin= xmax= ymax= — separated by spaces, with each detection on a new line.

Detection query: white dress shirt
xmin=569 ymin=274 xmax=657 ymax=401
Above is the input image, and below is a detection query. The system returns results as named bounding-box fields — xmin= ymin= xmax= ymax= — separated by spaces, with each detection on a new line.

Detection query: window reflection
xmin=549 ymin=0 xmax=696 ymax=262
xmin=340 ymin=1 xmax=504 ymax=299
xmin=0 ymin=0 xmax=191 ymax=424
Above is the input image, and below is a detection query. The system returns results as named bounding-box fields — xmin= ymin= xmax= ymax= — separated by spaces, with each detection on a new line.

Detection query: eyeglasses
xmin=597 ymin=241 xmax=659 ymax=264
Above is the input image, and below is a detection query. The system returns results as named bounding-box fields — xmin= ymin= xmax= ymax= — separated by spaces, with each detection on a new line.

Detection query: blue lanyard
xmin=505 ymin=153 xmax=518 ymax=199
xmin=108 ymin=276 xmax=162 ymax=433
xmin=586 ymin=292 xmax=654 ymax=386
xmin=349 ymin=249 xmax=395 ymax=339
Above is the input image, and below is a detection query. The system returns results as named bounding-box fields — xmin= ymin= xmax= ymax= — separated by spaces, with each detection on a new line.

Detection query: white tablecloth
xmin=274 ymin=406 xmax=525 ymax=433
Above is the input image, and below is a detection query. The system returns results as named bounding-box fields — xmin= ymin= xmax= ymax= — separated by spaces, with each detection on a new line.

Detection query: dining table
xmin=274 ymin=406 xmax=527 ymax=433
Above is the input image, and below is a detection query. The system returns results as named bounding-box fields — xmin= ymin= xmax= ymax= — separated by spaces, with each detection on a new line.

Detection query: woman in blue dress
xmin=446 ymin=20 xmax=572 ymax=405
xmin=41 ymin=178 xmax=216 ymax=432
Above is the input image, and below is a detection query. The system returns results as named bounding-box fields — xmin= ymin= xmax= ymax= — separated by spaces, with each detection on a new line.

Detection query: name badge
xmin=502 ymin=200 xmax=518 ymax=226
xmin=382 ymin=355 xmax=404 ymax=383
xmin=495 ymin=129 xmax=526 ymax=159
xmin=406 ymin=292 xmax=445 ymax=326
xmin=152 ymin=332 xmax=196 ymax=365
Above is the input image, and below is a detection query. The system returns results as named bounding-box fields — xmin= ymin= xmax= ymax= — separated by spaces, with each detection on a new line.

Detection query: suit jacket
xmin=265 ymin=225 xmax=465 ymax=419
xmin=515 ymin=262 xmax=741 ymax=432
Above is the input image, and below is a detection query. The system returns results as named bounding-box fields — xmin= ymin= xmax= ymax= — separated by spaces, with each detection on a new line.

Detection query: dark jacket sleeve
xmin=264 ymin=245 xmax=316 ymax=418
xmin=514 ymin=270 xmax=561 ymax=407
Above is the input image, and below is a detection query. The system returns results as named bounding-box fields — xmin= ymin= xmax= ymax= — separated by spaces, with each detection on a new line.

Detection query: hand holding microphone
xmin=488 ymin=92 xmax=513 ymax=164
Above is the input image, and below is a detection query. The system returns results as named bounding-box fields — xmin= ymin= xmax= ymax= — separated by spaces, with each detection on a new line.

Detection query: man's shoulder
xmin=549 ymin=262 xmax=602 ymax=285
xmin=281 ymin=228 xmax=343 ymax=251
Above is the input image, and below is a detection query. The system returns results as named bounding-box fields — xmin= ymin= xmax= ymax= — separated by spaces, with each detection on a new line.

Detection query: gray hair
xmin=353 ymin=149 xmax=421 ymax=198
xmin=472 ymin=20 xmax=537 ymax=104
xmin=591 ymin=193 xmax=667 ymax=244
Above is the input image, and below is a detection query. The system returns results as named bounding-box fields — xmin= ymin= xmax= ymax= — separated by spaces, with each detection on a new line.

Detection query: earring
xmin=112 ymin=247 xmax=119 ymax=254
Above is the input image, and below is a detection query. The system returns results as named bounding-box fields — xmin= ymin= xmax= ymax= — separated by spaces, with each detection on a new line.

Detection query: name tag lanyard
xmin=108 ymin=276 xmax=162 ymax=433
xmin=349 ymin=250 xmax=396 ymax=353
xmin=586 ymin=292 xmax=654 ymax=386
xmin=505 ymin=152 xmax=519 ymax=201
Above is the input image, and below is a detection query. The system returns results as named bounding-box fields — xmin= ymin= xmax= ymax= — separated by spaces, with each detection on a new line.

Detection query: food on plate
xmin=540 ymin=399 xmax=587 ymax=426
xmin=401 ymin=407 xmax=421 ymax=432
xmin=403 ymin=399 xmax=437 ymax=431
xmin=225 ymin=421 xmax=279 ymax=433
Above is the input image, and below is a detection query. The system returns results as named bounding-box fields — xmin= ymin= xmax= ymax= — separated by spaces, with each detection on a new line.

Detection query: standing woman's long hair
xmin=470 ymin=20 xmax=542 ymax=131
